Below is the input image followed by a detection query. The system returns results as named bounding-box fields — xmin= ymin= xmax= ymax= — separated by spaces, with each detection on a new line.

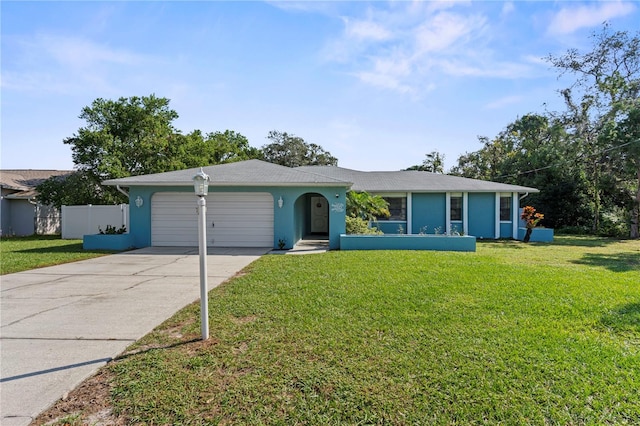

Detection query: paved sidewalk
xmin=0 ymin=247 xmax=269 ymax=426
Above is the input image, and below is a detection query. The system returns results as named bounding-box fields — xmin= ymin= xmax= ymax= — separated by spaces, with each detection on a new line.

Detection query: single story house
xmin=0 ymin=170 xmax=72 ymax=236
xmin=102 ymin=159 xmax=539 ymax=250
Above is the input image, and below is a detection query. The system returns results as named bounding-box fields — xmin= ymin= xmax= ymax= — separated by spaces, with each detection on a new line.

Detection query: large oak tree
xmin=261 ymin=130 xmax=337 ymax=167
xmin=37 ymin=95 xmax=258 ymax=207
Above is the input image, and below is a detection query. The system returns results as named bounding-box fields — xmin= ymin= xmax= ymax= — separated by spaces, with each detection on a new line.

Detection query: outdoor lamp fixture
xmin=193 ymin=168 xmax=210 ymax=196
xmin=278 ymin=196 xmax=284 ymax=208
xmin=193 ymin=168 xmax=210 ymax=340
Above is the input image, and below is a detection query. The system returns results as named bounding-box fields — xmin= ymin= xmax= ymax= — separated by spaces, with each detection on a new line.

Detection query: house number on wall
xmin=331 ymin=202 xmax=344 ymax=213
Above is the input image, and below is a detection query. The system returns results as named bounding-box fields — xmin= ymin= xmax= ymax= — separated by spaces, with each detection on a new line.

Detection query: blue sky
xmin=2 ymin=1 xmax=638 ymax=172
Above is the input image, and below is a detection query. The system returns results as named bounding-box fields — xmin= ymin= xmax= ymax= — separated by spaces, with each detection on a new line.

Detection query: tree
xmin=450 ymin=114 xmax=592 ymax=230
xmin=261 ymin=130 xmax=337 ymax=167
xmin=406 ymin=151 xmax=445 ymax=173
xmin=520 ymin=206 xmax=544 ymax=243
xmin=170 ymin=130 xmax=260 ymax=168
xmin=611 ymin=107 xmax=640 ymax=237
xmin=205 ymin=130 xmax=261 ymax=164
xmin=37 ymin=95 xmax=259 ymax=207
xmin=36 ymin=170 xmax=123 ymax=209
xmin=345 ymin=191 xmax=390 ymax=234
xmin=346 ymin=191 xmax=390 ymax=222
xmin=547 ymin=24 xmax=640 ymax=237
xmin=67 ymin=95 xmax=180 ymax=179
xmin=450 ymin=136 xmax=515 ymax=181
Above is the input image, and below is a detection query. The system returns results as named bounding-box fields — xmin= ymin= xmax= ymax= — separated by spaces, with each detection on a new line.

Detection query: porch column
xmin=445 ymin=192 xmax=451 ymax=235
xmin=462 ymin=192 xmax=469 ymax=235
xmin=494 ymin=193 xmax=501 ymax=239
xmin=512 ymin=192 xmax=519 ymax=239
xmin=406 ymin=192 xmax=412 ymax=234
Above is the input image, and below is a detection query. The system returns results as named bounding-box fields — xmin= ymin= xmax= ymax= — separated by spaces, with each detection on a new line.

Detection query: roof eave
xmin=359 ymin=188 xmax=540 ymax=193
xmin=103 ymin=181 xmax=353 ymax=188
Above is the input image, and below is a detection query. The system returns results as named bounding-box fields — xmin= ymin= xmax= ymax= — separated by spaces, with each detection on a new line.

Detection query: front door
xmin=310 ymin=196 xmax=329 ymax=234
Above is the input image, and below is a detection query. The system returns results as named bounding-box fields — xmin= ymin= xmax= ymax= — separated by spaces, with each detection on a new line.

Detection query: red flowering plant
xmin=521 ymin=205 xmax=544 ymax=243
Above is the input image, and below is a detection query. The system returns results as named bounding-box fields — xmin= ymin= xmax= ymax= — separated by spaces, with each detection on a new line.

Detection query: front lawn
xmin=0 ymin=235 xmax=115 ymax=274
xmin=44 ymin=237 xmax=640 ymax=424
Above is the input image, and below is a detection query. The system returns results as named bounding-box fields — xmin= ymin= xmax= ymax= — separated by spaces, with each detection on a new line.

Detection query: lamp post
xmin=193 ymin=167 xmax=210 ymax=340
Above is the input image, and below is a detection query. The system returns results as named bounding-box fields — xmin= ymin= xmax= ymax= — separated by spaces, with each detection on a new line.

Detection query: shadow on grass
xmin=543 ymin=235 xmax=621 ymax=248
xmin=16 ymin=243 xmax=85 ymax=253
xmin=0 ymin=235 xmax=62 ymax=242
xmin=115 ymin=337 xmax=202 ymax=361
xmin=572 ymin=252 xmax=640 ymax=272
xmin=601 ymin=302 xmax=640 ymax=333
xmin=480 ymin=236 xmax=625 ymax=249
xmin=477 ymin=239 xmax=526 ymax=249
xmin=16 ymin=245 xmax=118 ymax=255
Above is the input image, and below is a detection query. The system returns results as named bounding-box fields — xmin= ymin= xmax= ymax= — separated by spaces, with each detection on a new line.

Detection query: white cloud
xmin=424 ymin=0 xmax=473 ymax=14
xmin=414 ymin=12 xmax=486 ymax=54
xmin=501 ymin=2 xmax=515 ymax=17
xmin=319 ymin=2 xmax=538 ymax=96
xmin=548 ymin=1 xmax=636 ymax=35
xmin=484 ymin=95 xmax=522 ymax=110
xmin=2 ymin=34 xmax=152 ymax=94
xmin=353 ymin=70 xmax=414 ymax=94
xmin=41 ymin=35 xmax=143 ymax=69
xmin=343 ymin=17 xmax=393 ymax=41
xmin=522 ymin=54 xmax=548 ymax=66
xmin=264 ymin=1 xmax=337 ymax=15
xmin=437 ymin=57 xmax=531 ymax=79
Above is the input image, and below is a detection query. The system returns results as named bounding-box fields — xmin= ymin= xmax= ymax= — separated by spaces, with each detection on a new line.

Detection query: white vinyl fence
xmin=61 ymin=204 xmax=129 ymax=239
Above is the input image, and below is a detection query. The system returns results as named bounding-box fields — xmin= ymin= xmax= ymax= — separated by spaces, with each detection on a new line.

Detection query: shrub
xmin=98 ymin=225 xmax=127 ymax=235
xmin=345 ymin=217 xmax=383 ymax=235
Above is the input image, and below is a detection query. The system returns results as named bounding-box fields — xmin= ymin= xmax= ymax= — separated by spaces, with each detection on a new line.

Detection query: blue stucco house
xmin=101 ymin=159 xmax=540 ymax=250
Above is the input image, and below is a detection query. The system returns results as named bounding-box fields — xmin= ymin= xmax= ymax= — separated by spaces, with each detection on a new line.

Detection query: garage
xmin=151 ymin=192 xmax=274 ymax=247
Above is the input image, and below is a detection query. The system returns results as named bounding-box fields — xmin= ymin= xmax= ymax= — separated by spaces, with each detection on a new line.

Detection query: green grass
xmin=109 ymin=236 xmax=639 ymax=424
xmin=0 ymin=235 xmax=115 ymax=274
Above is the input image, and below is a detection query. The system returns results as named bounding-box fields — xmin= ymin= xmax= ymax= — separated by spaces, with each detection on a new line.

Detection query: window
xmin=500 ymin=194 xmax=512 ymax=221
xmin=450 ymin=195 xmax=462 ymax=221
xmin=377 ymin=196 xmax=406 ymax=221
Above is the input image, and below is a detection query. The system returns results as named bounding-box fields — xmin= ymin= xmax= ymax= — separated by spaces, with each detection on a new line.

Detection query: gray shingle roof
xmin=103 ymin=160 xmax=539 ymax=193
xmin=0 ymin=170 xmax=73 ymax=190
xmin=0 ymin=169 xmax=73 ymax=198
xmin=102 ymin=159 xmax=352 ymax=187
xmin=296 ymin=166 xmax=539 ymax=193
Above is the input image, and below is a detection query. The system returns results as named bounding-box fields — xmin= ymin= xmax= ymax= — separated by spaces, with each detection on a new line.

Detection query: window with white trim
xmin=376 ymin=195 xmax=407 ymax=221
xmin=500 ymin=194 xmax=512 ymax=221
xmin=450 ymin=194 xmax=463 ymax=221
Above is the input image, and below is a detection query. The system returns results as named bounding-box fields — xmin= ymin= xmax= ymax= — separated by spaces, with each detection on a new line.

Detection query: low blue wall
xmin=517 ymin=227 xmax=554 ymax=242
xmin=83 ymin=234 xmax=134 ymax=251
xmin=340 ymin=234 xmax=476 ymax=252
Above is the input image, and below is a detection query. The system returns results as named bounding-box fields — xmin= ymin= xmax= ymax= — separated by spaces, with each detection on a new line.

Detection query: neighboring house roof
xmin=296 ymin=165 xmax=539 ymax=193
xmin=102 ymin=159 xmax=353 ymax=188
xmin=0 ymin=170 xmax=73 ymax=199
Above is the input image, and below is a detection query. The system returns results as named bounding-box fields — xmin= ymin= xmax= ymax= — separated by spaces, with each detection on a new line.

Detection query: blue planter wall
xmin=83 ymin=234 xmax=133 ymax=250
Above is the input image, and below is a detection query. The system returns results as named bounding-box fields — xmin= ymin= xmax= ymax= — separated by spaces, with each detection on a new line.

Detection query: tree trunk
xmin=523 ymin=227 xmax=532 ymax=243
xmin=592 ymin=160 xmax=601 ymax=234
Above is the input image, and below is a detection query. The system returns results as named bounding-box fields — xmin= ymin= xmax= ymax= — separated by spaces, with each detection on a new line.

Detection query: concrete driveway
xmin=0 ymin=246 xmax=270 ymax=426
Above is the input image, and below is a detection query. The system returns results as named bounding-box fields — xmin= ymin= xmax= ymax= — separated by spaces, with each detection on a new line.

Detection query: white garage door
xmin=151 ymin=192 xmax=274 ymax=247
